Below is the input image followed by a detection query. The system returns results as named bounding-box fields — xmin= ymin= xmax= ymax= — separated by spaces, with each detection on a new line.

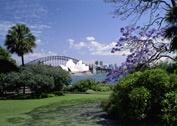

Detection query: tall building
xmin=100 ymin=61 xmax=103 ymax=66
xmin=95 ymin=61 xmax=99 ymax=66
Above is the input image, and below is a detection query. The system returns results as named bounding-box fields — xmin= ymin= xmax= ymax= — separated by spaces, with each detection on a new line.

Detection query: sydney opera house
xmin=60 ymin=59 xmax=89 ymax=73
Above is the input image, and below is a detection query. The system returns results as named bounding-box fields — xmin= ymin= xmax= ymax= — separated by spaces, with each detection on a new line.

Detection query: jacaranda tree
xmin=107 ymin=26 xmax=175 ymax=81
xmin=106 ymin=1 xmax=177 ymax=81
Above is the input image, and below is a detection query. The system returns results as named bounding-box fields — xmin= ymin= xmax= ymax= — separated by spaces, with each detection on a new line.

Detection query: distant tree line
xmin=0 ymin=64 xmax=71 ymax=98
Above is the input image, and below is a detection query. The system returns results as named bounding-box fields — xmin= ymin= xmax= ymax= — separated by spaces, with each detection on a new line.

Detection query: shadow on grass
xmin=7 ymin=101 xmax=116 ymax=126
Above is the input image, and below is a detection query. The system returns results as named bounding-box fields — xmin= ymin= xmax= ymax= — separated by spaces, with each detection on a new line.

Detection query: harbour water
xmin=71 ymin=73 xmax=107 ymax=83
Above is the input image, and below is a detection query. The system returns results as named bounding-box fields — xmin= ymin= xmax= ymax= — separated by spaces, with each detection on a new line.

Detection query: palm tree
xmin=165 ymin=6 xmax=177 ymax=51
xmin=5 ymin=24 xmax=36 ymax=66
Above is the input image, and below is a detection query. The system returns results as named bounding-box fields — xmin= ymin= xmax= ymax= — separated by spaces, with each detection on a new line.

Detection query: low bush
xmin=92 ymin=84 xmax=113 ymax=92
xmin=52 ymin=91 xmax=64 ymax=96
xmin=0 ymin=47 xmax=17 ymax=74
xmin=21 ymin=65 xmax=71 ymax=91
xmin=128 ymin=87 xmax=151 ymax=121
xmin=103 ymin=68 xmax=177 ymax=125
xmin=0 ymin=64 xmax=71 ymax=97
xmin=70 ymin=79 xmax=113 ymax=92
xmin=86 ymin=89 xmax=96 ymax=94
xmin=28 ymin=74 xmax=55 ymax=95
xmin=161 ymin=91 xmax=177 ymax=125
xmin=71 ymin=79 xmax=98 ymax=92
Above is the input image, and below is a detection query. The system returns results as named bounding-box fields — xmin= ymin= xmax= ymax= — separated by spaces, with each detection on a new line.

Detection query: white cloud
xmin=0 ymin=21 xmax=15 ymax=37
xmin=69 ymin=36 xmax=130 ymax=56
xmin=68 ymin=39 xmax=75 ymax=47
xmin=0 ymin=1 xmax=50 ymax=38
xmin=68 ymin=38 xmax=75 ymax=43
xmin=0 ymin=20 xmax=51 ymax=39
xmin=30 ymin=24 xmax=51 ymax=36
xmin=36 ymin=39 xmax=42 ymax=44
xmin=86 ymin=36 xmax=95 ymax=41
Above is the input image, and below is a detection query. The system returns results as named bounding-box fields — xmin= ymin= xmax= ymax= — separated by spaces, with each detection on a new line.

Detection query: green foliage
xmin=3 ymin=72 xmax=21 ymax=93
xmin=0 ymin=46 xmax=11 ymax=60
xmin=52 ymin=91 xmax=64 ymax=96
xmin=0 ymin=59 xmax=18 ymax=73
xmin=0 ymin=74 xmax=6 ymax=95
xmin=165 ymin=5 xmax=177 ymax=51
xmin=28 ymin=74 xmax=55 ymax=95
xmin=161 ymin=91 xmax=177 ymax=125
xmin=104 ymin=68 xmax=177 ymax=125
xmin=22 ymin=65 xmax=71 ymax=90
xmin=93 ymin=84 xmax=113 ymax=92
xmin=103 ymin=72 xmax=143 ymax=123
xmin=0 ymin=46 xmax=17 ymax=73
xmin=153 ymin=62 xmax=177 ymax=74
xmin=71 ymin=79 xmax=113 ymax=92
xmin=165 ymin=6 xmax=177 ymax=24
xmin=86 ymin=89 xmax=96 ymax=94
xmin=128 ymin=87 xmax=151 ymax=121
xmin=71 ymin=79 xmax=98 ymax=92
xmin=0 ymin=64 xmax=71 ymax=98
xmin=138 ymin=69 xmax=170 ymax=102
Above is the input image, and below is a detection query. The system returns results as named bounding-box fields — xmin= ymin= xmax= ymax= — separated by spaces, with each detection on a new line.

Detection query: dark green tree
xmin=0 ymin=46 xmax=11 ymax=60
xmin=5 ymin=24 xmax=36 ymax=66
xmin=0 ymin=46 xmax=17 ymax=73
xmin=165 ymin=6 xmax=177 ymax=51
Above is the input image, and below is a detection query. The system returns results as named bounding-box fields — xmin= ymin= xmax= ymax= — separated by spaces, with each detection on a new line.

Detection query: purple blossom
xmin=107 ymin=25 xmax=170 ymax=82
xmin=120 ymin=27 xmax=124 ymax=33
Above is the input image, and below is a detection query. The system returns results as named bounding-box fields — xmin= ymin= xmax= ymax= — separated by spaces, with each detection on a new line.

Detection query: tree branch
xmin=171 ymin=0 xmax=176 ymax=7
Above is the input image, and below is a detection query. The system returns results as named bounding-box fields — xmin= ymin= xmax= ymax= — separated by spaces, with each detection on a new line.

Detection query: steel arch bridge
xmin=26 ymin=56 xmax=79 ymax=66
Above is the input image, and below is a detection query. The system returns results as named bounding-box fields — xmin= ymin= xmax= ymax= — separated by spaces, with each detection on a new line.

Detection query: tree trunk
xmin=21 ymin=55 xmax=25 ymax=66
xmin=21 ymin=55 xmax=25 ymax=95
xmin=23 ymin=85 xmax=25 ymax=95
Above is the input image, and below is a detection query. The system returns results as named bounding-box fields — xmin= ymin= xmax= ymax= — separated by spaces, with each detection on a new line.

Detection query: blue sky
xmin=0 ymin=0 xmax=148 ymax=65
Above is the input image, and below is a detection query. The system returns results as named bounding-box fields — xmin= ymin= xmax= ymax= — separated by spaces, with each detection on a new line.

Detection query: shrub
xmin=138 ymin=69 xmax=170 ymax=96
xmin=161 ymin=91 xmax=177 ymax=125
xmin=71 ymin=79 xmax=113 ymax=93
xmin=92 ymin=84 xmax=113 ymax=92
xmin=27 ymin=74 xmax=55 ymax=95
xmin=71 ymin=79 xmax=98 ymax=92
xmin=0 ymin=58 xmax=18 ymax=73
xmin=86 ymin=89 xmax=96 ymax=94
xmin=169 ymin=74 xmax=177 ymax=90
xmin=103 ymin=68 xmax=177 ymax=125
xmin=52 ymin=91 xmax=64 ymax=96
xmin=0 ymin=72 xmax=20 ymax=96
xmin=128 ymin=87 xmax=151 ymax=121
xmin=0 ymin=74 xmax=6 ymax=96
xmin=3 ymin=72 xmax=21 ymax=93
xmin=40 ymin=93 xmax=49 ymax=98
xmin=46 ymin=93 xmax=55 ymax=97
xmin=21 ymin=65 xmax=71 ymax=91
xmin=0 ymin=47 xmax=17 ymax=73
xmin=0 ymin=64 xmax=70 ymax=97
xmin=103 ymin=72 xmax=143 ymax=121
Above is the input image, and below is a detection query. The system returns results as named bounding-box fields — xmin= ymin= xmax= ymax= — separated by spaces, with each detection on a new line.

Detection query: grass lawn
xmin=0 ymin=93 xmax=110 ymax=126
